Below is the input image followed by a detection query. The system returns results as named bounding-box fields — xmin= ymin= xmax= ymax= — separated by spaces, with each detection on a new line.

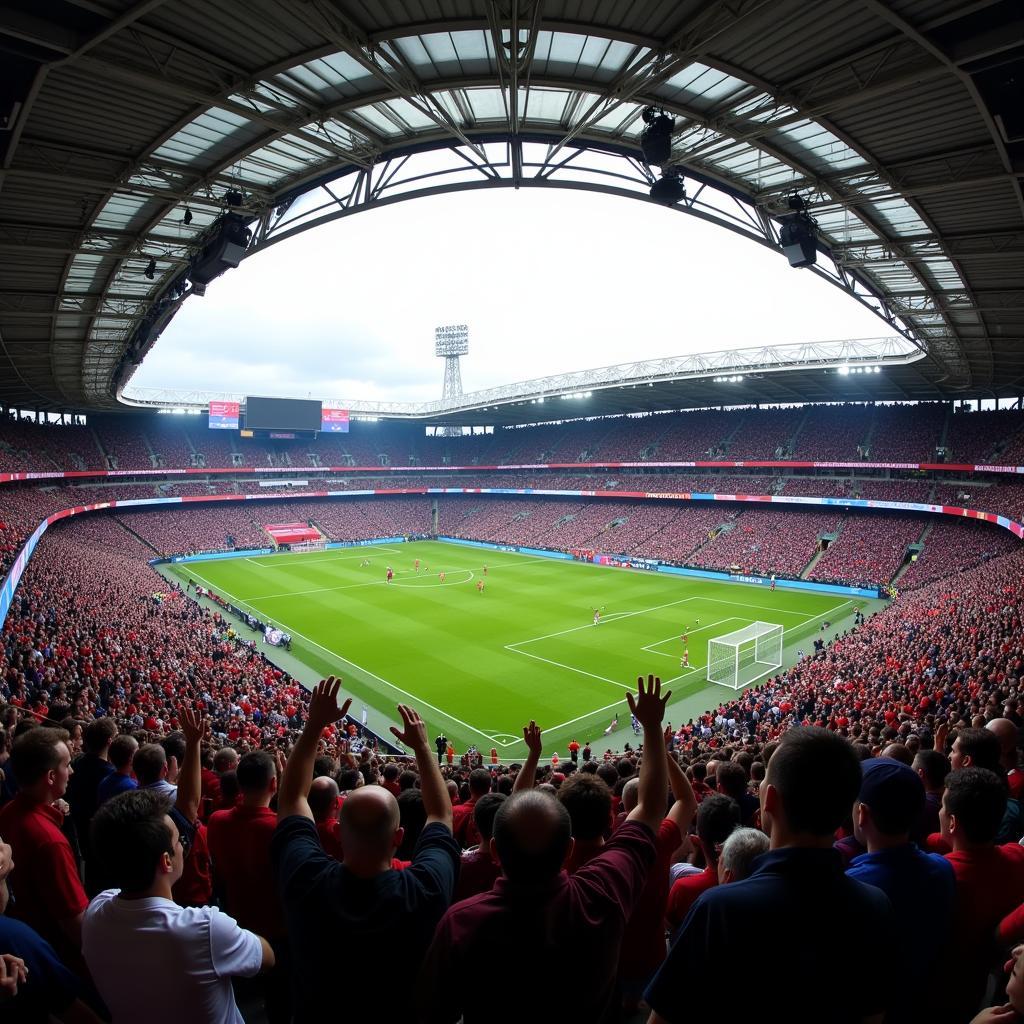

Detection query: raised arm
xmin=278 ymin=677 xmax=351 ymax=822
xmin=625 ymin=675 xmax=671 ymax=833
xmin=513 ymin=720 xmax=542 ymax=793
xmin=390 ymin=705 xmax=452 ymax=831
xmin=664 ymin=730 xmax=697 ymax=833
xmin=174 ymin=706 xmax=206 ymax=823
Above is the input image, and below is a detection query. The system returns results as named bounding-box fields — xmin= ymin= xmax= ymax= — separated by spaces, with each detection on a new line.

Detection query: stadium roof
xmin=1 ymin=0 xmax=1022 ymax=416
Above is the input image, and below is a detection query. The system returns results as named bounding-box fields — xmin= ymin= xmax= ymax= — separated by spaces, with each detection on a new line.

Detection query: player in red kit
xmin=680 ymin=647 xmax=689 ymax=669
xmin=386 ymin=567 xmax=393 ymax=583
xmin=476 ymin=579 xmax=485 ymax=594
xmin=414 ymin=558 xmax=420 ymax=571
xmin=439 ymin=571 xmax=446 ymax=583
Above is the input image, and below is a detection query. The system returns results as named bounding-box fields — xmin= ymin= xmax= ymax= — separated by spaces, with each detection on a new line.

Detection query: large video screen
xmin=208 ymin=400 xmax=239 ymax=430
xmin=244 ymin=396 xmax=322 ymax=432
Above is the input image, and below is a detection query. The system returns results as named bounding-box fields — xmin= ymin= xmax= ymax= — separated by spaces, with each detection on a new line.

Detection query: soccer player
xmin=414 ymin=558 xmax=420 ymax=571
xmin=386 ymin=567 xmax=393 ymax=583
xmin=483 ymin=564 xmax=488 ymax=576
xmin=680 ymin=647 xmax=689 ymax=669
xmin=770 ymin=573 xmax=776 ymax=591
xmin=593 ymin=608 xmax=601 ymax=626
xmin=602 ymin=713 xmax=618 ymax=736
xmin=439 ymin=571 xmax=446 ymax=583
xmin=476 ymin=580 xmax=485 ymax=594
xmin=681 ymin=632 xmax=688 ymax=645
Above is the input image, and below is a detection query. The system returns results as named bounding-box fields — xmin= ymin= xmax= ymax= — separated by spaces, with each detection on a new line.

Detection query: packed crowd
xmin=1 ymin=507 xmax=1023 ymax=1021
xmin=5 ymin=403 xmax=1024 ymax=473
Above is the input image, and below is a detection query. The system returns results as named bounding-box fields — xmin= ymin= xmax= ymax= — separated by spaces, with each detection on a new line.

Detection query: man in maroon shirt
xmin=988 ymin=718 xmax=1024 ymax=800
xmin=418 ymin=674 xmax=671 ymax=1024
xmin=207 ymin=749 xmax=289 ymax=1023
xmin=0 ymin=727 xmax=87 ymax=967
xmin=941 ymin=766 xmax=1024 ymax=1022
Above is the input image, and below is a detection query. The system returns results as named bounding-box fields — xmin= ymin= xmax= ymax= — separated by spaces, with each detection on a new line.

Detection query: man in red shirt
xmin=665 ymin=793 xmax=740 ymax=930
xmin=0 ymin=727 xmax=87 ymax=967
xmin=308 ymin=775 xmax=343 ymax=860
xmin=452 ymin=769 xmax=494 ymax=848
xmin=207 ymin=749 xmax=289 ymax=1023
xmin=419 ymin=674 xmax=671 ymax=1024
xmin=941 ymin=766 xmax=1024 ymax=1022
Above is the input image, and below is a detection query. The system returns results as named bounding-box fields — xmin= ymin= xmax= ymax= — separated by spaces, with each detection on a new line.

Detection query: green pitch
xmin=162 ymin=540 xmax=878 ymax=758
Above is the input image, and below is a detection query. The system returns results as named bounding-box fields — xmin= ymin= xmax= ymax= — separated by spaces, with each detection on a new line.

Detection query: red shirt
xmin=1008 ymin=769 xmax=1024 ymax=802
xmin=451 ymin=798 xmax=479 ymax=847
xmin=172 ymin=818 xmax=212 ymax=907
xmin=207 ymin=804 xmax=285 ymax=939
xmin=944 ymin=843 xmax=1024 ymax=1018
xmin=666 ymin=865 xmax=718 ymax=931
xmin=0 ymin=793 xmax=88 ymax=961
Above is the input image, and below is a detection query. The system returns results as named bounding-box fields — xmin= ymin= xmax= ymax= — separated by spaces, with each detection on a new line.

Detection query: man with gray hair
xmin=717 ymin=827 xmax=769 ymax=884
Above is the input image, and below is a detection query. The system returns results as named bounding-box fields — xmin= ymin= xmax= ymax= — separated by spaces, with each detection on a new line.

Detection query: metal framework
xmin=1 ymin=1 xmax=1021 ymax=414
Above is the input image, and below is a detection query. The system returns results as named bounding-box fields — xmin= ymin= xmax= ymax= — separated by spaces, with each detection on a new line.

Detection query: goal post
xmin=707 ymin=621 xmax=783 ymax=691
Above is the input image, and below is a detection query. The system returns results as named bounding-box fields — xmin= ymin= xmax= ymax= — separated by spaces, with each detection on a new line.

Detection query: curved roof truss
xmin=0 ymin=0 xmax=1021 ymax=412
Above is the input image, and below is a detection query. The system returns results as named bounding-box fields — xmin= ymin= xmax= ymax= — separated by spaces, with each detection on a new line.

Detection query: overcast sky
xmin=130 ymin=188 xmax=890 ymax=404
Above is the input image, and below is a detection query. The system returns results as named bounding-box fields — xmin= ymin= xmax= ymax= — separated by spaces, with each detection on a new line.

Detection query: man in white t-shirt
xmin=83 ymin=789 xmax=274 ymax=1024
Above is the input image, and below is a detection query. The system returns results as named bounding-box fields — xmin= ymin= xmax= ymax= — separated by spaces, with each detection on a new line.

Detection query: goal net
xmin=707 ymin=621 xmax=783 ymax=691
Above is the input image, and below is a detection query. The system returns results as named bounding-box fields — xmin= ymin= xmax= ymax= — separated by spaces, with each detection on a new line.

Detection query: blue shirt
xmin=847 ymin=843 xmax=955 ymax=1022
xmin=0 ymin=915 xmax=80 ymax=1022
xmin=96 ymin=772 xmax=138 ymax=805
xmin=646 ymin=847 xmax=896 ymax=1023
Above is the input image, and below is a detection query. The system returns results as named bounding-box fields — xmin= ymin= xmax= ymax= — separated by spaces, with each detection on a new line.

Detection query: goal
xmin=707 ymin=621 xmax=783 ymax=691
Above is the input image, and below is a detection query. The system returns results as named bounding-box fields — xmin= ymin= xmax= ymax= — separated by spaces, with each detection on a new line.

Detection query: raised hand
xmin=627 ymin=674 xmax=671 ymax=728
xmin=179 ymin=705 xmax=206 ymax=747
xmin=390 ymin=704 xmax=428 ymax=751
xmin=522 ymin=720 xmax=542 ymax=757
xmin=0 ymin=953 xmax=28 ymax=999
xmin=307 ymin=677 xmax=352 ymax=732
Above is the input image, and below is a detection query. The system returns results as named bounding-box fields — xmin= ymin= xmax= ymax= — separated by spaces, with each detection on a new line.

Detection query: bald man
xmin=988 ymin=718 xmax=1024 ymax=800
xmin=308 ymin=776 xmax=343 ymax=861
xmin=273 ymin=680 xmax=459 ymax=1023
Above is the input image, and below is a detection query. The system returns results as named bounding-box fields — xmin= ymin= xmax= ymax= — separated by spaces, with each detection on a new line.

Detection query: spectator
xmin=66 ymin=718 xmax=117 ymax=870
xmin=665 ymin=794 xmax=739 ymax=930
xmin=717 ymin=827 xmax=769 ymax=883
xmin=96 ymin=735 xmax=139 ymax=805
xmin=0 ymin=834 xmax=102 ymax=1023
xmin=451 ymin=768 xmax=492 ymax=847
xmin=557 ymin=772 xmax=613 ymax=871
xmin=846 ymin=758 xmax=955 ymax=1022
xmin=0 ymin=727 xmax=87 ymax=966
xmin=207 ymin=749 xmax=288 ymax=1023
xmin=308 ymin=775 xmax=342 ymax=860
xmin=83 ymin=789 xmax=273 ymax=1023
xmin=911 ymin=748 xmax=948 ymax=842
xmin=419 ymin=675 xmax=670 ymax=1024
xmin=132 ymin=744 xmax=176 ymax=801
xmin=453 ymin=792 xmax=506 ymax=901
xmin=646 ymin=728 xmax=896 ymax=1024
xmin=273 ymin=681 xmax=459 ymax=1021
xmin=987 ymin=718 xmax=1024 ymax=800
xmin=940 ymin=767 xmax=1024 ymax=1021
xmin=715 ymin=760 xmax=758 ymax=826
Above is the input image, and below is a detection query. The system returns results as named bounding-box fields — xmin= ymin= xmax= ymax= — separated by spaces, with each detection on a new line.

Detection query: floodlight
xmin=144 ymin=257 xmax=156 ymax=280
xmin=650 ymin=170 xmax=685 ymax=205
xmin=224 ymin=189 xmax=244 ymax=208
xmin=779 ymin=213 xmax=817 ymax=268
xmin=640 ymin=107 xmax=675 ymax=165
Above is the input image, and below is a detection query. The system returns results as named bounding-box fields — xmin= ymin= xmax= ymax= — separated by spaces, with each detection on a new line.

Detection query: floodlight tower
xmin=435 ymin=324 xmax=468 ymax=437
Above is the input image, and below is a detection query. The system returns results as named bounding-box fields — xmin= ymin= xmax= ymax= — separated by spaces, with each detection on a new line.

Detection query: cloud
xmin=131 ymin=188 xmax=889 ymax=402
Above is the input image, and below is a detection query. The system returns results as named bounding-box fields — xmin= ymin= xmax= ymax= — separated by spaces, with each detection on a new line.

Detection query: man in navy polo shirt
xmin=646 ymin=728 xmax=897 ymax=1024
xmin=846 ymin=757 xmax=954 ymax=1023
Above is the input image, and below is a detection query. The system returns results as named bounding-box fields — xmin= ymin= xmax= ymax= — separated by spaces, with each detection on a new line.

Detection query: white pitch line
xmin=505 ymin=596 xmax=701 ymax=648
xmin=505 ymin=646 xmax=635 ymax=693
xmin=641 ymin=616 xmax=742 ymax=657
xmin=179 ymin=566 xmax=502 ymax=747
xmin=245 ymin=544 xmax=405 ymax=567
